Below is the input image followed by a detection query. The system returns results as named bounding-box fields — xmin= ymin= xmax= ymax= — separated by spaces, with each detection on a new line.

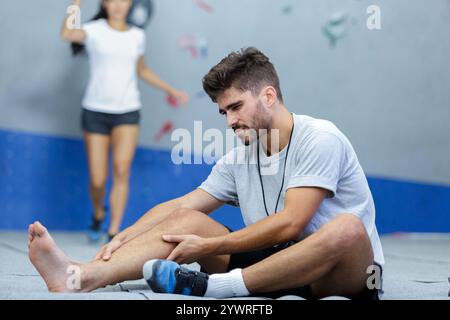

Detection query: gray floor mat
xmin=1 ymin=232 xmax=449 ymax=300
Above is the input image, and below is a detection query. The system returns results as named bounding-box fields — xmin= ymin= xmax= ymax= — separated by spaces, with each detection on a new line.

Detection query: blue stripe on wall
xmin=368 ymin=176 xmax=450 ymax=234
xmin=0 ymin=129 xmax=244 ymax=232
xmin=1 ymin=129 xmax=449 ymax=233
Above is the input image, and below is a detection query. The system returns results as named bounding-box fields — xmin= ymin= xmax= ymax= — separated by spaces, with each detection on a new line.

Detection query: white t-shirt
xmin=199 ymin=114 xmax=385 ymax=265
xmin=82 ymin=19 xmax=146 ymax=114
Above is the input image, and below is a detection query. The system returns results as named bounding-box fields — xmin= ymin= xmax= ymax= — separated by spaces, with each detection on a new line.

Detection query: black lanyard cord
xmin=257 ymin=114 xmax=295 ymax=216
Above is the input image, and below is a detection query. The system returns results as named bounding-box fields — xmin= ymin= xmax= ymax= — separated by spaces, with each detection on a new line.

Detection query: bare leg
xmin=28 ymin=209 xmax=230 ymax=292
xmin=108 ymin=125 xmax=139 ymax=235
xmin=83 ymin=132 xmax=110 ymax=221
xmin=242 ymin=214 xmax=375 ymax=299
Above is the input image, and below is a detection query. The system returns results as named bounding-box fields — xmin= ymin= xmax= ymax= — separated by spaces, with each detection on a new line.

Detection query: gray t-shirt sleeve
xmin=198 ymin=157 xmax=239 ymax=206
xmin=287 ymin=132 xmax=344 ymax=197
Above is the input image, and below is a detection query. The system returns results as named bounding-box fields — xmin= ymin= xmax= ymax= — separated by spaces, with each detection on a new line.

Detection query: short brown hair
xmin=202 ymin=47 xmax=283 ymax=103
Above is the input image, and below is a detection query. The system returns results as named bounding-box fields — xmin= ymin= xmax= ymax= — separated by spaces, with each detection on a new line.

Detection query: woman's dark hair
xmin=71 ymin=4 xmax=108 ymax=56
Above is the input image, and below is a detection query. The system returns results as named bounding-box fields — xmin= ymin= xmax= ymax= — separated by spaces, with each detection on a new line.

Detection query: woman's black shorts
xmin=81 ymin=109 xmax=140 ymax=135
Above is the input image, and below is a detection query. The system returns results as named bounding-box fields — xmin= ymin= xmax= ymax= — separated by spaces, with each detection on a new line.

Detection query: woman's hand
xmin=93 ymin=237 xmax=123 ymax=261
xmin=61 ymin=0 xmax=85 ymax=42
xmin=168 ymin=90 xmax=189 ymax=106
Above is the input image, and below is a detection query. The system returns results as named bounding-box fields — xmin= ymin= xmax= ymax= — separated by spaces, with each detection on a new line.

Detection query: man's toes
xmin=28 ymin=224 xmax=35 ymax=241
xmin=34 ymin=221 xmax=48 ymax=236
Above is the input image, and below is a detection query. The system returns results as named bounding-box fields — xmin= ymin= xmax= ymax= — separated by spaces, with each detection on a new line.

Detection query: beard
xmin=237 ymin=100 xmax=271 ymax=146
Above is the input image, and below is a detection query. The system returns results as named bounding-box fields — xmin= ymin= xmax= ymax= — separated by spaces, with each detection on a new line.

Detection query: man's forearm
xmin=207 ymin=212 xmax=303 ymax=255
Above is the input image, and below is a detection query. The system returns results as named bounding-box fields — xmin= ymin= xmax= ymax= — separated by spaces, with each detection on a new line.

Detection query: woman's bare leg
xmin=83 ymin=132 xmax=110 ymax=221
xmin=108 ymin=125 xmax=139 ymax=236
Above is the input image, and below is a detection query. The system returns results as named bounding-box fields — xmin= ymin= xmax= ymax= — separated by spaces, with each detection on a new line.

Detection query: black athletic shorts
xmin=81 ymin=109 xmax=140 ymax=135
xmin=220 ymin=228 xmax=383 ymax=300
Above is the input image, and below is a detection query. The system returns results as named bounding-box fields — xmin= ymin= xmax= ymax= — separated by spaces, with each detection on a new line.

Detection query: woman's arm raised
xmin=60 ymin=0 xmax=86 ymax=43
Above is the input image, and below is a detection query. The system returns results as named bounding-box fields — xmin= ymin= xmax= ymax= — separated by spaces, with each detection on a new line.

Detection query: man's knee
xmin=326 ymin=214 xmax=369 ymax=251
xmin=169 ymin=208 xmax=206 ymax=220
xmin=162 ymin=208 xmax=229 ymax=238
xmin=162 ymin=208 xmax=207 ymax=230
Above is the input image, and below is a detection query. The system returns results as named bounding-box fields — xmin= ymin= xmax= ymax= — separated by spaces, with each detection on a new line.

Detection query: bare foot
xmin=28 ymin=221 xmax=83 ymax=292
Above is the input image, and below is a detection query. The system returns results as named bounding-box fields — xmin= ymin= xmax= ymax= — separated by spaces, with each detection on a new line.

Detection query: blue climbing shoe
xmin=143 ymin=259 xmax=208 ymax=296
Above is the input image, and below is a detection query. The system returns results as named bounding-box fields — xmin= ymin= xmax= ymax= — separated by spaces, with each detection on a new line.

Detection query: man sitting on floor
xmin=28 ymin=47 xmax=384 ymax=300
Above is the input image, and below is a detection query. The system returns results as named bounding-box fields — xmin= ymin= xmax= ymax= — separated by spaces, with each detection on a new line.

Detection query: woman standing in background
xmin=61 ymin=0 xmax=188 ymax=242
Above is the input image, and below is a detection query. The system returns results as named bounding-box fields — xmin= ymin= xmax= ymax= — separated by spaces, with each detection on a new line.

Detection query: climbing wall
xmin=0 ymin=0 xmax=449 ymax=231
